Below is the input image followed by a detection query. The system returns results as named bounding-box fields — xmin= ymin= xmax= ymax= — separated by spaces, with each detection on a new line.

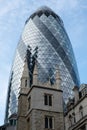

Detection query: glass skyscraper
xmin=5 ymin=6 xmax=80 ymax=122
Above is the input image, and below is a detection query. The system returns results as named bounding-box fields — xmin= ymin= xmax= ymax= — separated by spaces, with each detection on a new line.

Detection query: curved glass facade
xmin=5 ymin=6 xmax=80 ymax=122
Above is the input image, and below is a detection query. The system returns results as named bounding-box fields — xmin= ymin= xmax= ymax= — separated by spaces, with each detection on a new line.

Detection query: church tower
xmin=17 ymin=58 xmax=30 ymax=130
xmin=17 ymin=61 xmax=64 ymax=130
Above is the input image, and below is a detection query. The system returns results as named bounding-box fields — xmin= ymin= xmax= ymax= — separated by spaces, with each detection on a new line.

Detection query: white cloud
xmin=0 ymin=0 xmax=25 ymax=16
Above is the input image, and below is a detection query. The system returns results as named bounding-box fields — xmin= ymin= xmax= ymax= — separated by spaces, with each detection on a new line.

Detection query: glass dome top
xmin=26 ymin=6 xmax=63 ymax=25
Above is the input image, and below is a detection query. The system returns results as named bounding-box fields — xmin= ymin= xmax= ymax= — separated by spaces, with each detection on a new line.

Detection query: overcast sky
xmin=0 ymin=0 xmax=87 ymax=125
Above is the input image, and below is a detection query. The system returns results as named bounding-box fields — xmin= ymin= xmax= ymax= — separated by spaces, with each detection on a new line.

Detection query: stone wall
xmin=26 ymin=109 xmax=64 ymax=130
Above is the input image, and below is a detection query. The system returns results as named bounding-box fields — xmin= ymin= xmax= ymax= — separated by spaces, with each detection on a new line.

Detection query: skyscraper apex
xmin=26 ymin=6 xmax=63 ymax=25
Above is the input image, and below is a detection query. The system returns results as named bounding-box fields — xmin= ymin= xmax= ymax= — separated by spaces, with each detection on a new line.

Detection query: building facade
xmin=65 ymin=84 xmax=87 ymax=130
xmin=17 ymin=59 xmax=64 ymax=130
xmin=5 ymin=6 xmax=80 ymax=123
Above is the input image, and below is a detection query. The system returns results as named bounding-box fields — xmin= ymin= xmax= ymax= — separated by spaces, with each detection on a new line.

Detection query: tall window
xmin=27 ymin=118 xmax=30 ymax=130
xmin=28 ymin=96 xmax=31 ymax=110
xmin=72 ymin=113 xmax=76 ymax=124
xmin=44 ymin=94 xmax=52 ymax=106
xmin=9 ymin=119 xmax=16 ymax=126
xmin=10 ymin=119 xmax=13 ymax=126
xmin=79 ymin=106 xmax=83 ymax=118
xmin=25 ymin=79 xmax=27 ymax=87
xmin=69 ymin=115 xmax=72 ymax=126
xmin=45 ymin=116 xmax=54 ymax=129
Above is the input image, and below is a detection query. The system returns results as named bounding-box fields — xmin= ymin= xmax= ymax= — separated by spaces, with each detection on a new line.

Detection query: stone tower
xmin=17 ymin=61 xmax=64 ymax=130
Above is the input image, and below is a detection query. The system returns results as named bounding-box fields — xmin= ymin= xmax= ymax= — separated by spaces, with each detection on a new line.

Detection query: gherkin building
xmin=5 ymin=6 xmax=80 ymax=122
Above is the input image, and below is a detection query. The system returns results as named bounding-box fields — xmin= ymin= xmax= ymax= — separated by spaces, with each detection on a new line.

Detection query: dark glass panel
xmin=38 ymin=11 xmax=43 ymax=17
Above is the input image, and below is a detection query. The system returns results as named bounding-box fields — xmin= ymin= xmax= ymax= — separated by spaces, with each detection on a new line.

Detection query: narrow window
xmin=27 ymin=118 xmax=30 ymax=130
xmin=45 ymin=116 xmax=48 ymax=128
xmin=79 ymin=106 xmax=83 ymax=118
xmin=14 ymin=120 xmax=16 ymax=126
xmin=2 ymin=128 xmax=5 ymax=130
xmin=72 ymin=113 xmax=76 ymax=124
xmin=10 ymin=119 xmax=13 ymax=126
xmin=45 ymin=116 xmax=54 ymax=129
xmin=44 ymin=94 xmax=47 ymax=105
xmin=69 ymin=115 xmax=72 ymax=126
xmin=44 ymin=94 xmax=52 ymax=106
xmin=28 ymin=97 xmax=31 ymax=110
xmin=25 ymin=79 xmax=27 ymax=87
xmin=49 ymin=95 xmax=52 ymax=106
xmin=49 ymin=117 xmax=52 ymax=128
